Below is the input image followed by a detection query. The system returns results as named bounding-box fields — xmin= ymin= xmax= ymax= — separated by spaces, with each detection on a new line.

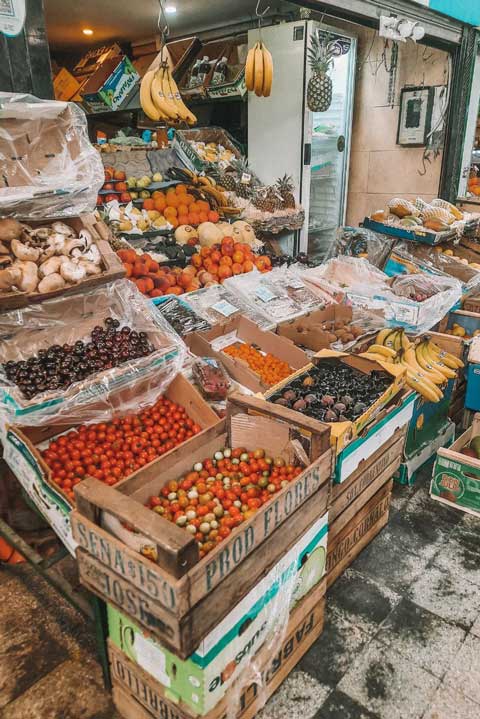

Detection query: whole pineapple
xmin=232 ymin=158 xmax=254 ymax=200
xmin=208 ymin=166 xmax=237 ymax=192
xmin=276 ymin=174 xmax=296 ymax=209
xmin=253 ymin=186 xmax=282 ymax=213
xmin=307 ymin=31 xmax=335 ymax=112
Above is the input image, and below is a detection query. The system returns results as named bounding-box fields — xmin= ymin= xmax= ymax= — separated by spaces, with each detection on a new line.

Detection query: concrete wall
xmin=346 ymin=28 xmax=449 ymax=226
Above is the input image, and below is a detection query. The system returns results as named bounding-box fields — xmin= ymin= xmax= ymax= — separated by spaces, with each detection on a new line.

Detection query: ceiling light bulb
xmin=82 ymin=28 xmax=94 ymax=35
xmin=165 ymin=5 xmax=177 ymax=13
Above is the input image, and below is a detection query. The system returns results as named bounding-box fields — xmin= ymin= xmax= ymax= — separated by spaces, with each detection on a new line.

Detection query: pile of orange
xmin=223 ymin=343 xmax=293 ymax=387
xmin=142 ymin=184 xmax=220 ymax=227
xmin=190 ymin=237 xmax=272 ymax=282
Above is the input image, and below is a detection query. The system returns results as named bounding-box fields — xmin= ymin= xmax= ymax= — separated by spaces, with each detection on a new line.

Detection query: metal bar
xmin=288 ymin=0 xmax=463 ymax=46
xmin=39 ymin=545 xmax=69 ymax=570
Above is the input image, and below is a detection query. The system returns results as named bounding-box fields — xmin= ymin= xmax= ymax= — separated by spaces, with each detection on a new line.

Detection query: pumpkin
xmin=175 ymin=225 xmax=199 ymax=246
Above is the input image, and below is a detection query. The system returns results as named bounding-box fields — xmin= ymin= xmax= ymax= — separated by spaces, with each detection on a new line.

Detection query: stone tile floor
xmin=0 ymin=468 xmax=479 ymax=719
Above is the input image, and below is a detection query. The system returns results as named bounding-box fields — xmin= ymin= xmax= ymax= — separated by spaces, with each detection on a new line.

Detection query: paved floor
xmin=0 ymin=468 xmax=479 ymax=719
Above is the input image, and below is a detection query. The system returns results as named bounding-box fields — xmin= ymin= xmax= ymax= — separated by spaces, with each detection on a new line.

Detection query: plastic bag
xmin=0 ymin=279 xmax=185 ymax=427
xmin=152 ymin=295 xmax=211 ymax=337
xmin=183 ymin=284 xmax=275 ymax=330
xmin=0 ymin=93 xmax=104 ymax=219
xmin=298 ymin=256 xmax=388 ymax=303
xmin=327 ymin=226 xmax=396 ymax=269
xmin=224 ymin=266 xmax=323 ymax=325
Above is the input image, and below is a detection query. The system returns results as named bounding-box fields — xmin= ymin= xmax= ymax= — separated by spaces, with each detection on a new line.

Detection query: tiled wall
xmin=346 ymin=28 xmax=449 ymax=226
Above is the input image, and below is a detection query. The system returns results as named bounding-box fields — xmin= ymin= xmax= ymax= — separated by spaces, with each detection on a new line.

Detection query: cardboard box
xmin=206 ymin=39 xmax=248 ymax=100
xmin=431 ymin=413 xmax=480 ymax=516
xmin=186 ymin=315 xmax=310 ymax=394
xmin=145 ymin=37 xmax=202 ymax=80
xmin=172 ymin=127 xmax=242 ymax=173
xmin=53 ymin=67 xmax=82 ymax=101
xmin=107 ymin=513 xmax=328 ymax=715
xmin=395 ymin=419 xmax=455 ymax=486
xmin=177 ymin=40 xmax=232 ymax=98
xmin=2 ymin=374 xmax=221 ymax=555
xmin=109 ymin=579 xmax=326 ymax=719
xmin=264 ymin=350 xmax=406 ymax=454
xmin=438 ymin=309 xmax=480 ymax=338
xmin=71 ymin=394 xmax=332 ymax=657
xmin=82 ymin=55 xmax=139 ymax=113
xmin=73 ymin=43 xmax=123 ymax=78
xmin=276 ymin=305 xmax=363 ymax=353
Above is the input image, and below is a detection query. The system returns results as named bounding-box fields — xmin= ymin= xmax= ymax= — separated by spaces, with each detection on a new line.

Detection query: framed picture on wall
xmin=397 ymin=85 xmax=434 ymax=146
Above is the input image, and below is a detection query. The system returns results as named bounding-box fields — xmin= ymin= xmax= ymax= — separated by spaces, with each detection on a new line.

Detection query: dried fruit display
xmin=222 ymin=342 xmax=293 ymax=387
xmin=147 ymin=447 xmax=302 ymax=557
xmin=268 ymin=363 xmax=391 ymax=423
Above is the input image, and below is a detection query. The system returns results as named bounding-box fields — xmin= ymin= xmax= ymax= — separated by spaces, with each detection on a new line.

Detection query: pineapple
xmin=232 ymin=157 xmax=254 ymax=199
xmin=253 ymin=186 xmax=282 ymax=214
xmin=208 ymin=166 xmax=237 ymax=192
xmin=307 ymin=31 xmax=335 ymax=113
xmin=276 ymin=175 xmax=296 ymax=209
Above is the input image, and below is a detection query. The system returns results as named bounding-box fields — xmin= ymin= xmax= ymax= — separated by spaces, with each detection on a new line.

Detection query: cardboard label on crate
xmin=109 ymin=595 xmax=323 ymax=719
xmin=431 ymin=455 xmax=480 ymax=515
xmin=326 ymin=492 xmax=391 ymax=574
xmin=211 ymin=300 xmax=239 ymax=317
xmin=3 ymin=429 xmax=76 ymax=555
xmin=255 ymin=286 xmax=276 ymax=303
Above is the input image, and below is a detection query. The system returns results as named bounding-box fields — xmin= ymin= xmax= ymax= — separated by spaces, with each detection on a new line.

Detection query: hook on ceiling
xmin=255 ymin=0 xmax=270 ymax=18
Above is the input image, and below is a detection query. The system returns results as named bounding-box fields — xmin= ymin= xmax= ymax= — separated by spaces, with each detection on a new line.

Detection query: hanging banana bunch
xmin=245 ymin=41 xmax=273 ymax=97
xmin=140 ymin=63 xmax=197 ymax=126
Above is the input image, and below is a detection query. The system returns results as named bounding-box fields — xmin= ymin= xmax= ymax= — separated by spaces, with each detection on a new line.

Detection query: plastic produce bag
xmin=298 ymin=256 xmax=388 ymax=303
xmin=0 ymin=93 xmax=104 ymax=219
xmin=223 ymin=266 xmax=323 ymax=325
xmin=152 ymin=295 xmax=211 ymax=337
xmin=327 ymin=226 xmax=396 ymax=269
xmin=182 ymin=283 xmax=275 ymax=330
xmin=0 ymin=279 xmax=185 ymax=428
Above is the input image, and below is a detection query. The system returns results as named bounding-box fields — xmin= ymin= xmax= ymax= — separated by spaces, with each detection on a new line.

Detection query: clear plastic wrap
xmin=191 ymin=357 xmax=230 ymax=400
xmin=0 ymin=93 xmax=104 ymax=219
xmin=297 ymin=256 xmax=388 ymax=303
xmin=182 ymin=284 xmax=275 ymax=330
xmin=0 ymin=279 xmax=185 ymax=428
xmin=152 ymin=295 xmax=211 ymax=337
xmin=223 ymin=266 xmax=324 ymax=325
xmin=327 ymin=226 xmax=396 ymax=269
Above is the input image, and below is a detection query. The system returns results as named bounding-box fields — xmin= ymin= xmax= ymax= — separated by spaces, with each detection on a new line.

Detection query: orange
xmin=198 ymin=211 xmax=209 ymax=223
xmin=169 ymin=217 xmax=179 ymax=228
xmin=232 ymin=262 xmax=243 ymax=275
xmin=232 ymin=250 xmax=244 ymax=264
xmin=166 ymin=193 xmax=179 ymax=207
xmin=164 ymin=206 xmax=178 ymax=217
xmin=208 ymin=210 xmax=220 ymax=223
xmin=143 ymin=199 xmax=155 ymax=210
xmin=178 ymin=214 xmax=189 ymax=225
xmin=152 ymin=190 xmax=165 ymax=199
xmin=188 ymin=212 xmax=200 ymax=225
xmin=178 ymin=203 xmax=189 ymax=216
xmin=200 ymin=246 xmax=211 ymax=258
xmin=154 ymin=197 xmax=166 ymax=212
xmin=191 ymin=253 xmax=203 ymax=267
xmin=184 ymin=194 xmax=195 ymax=206
xmin=243 ymin=260 xmax=254 ymax=272
xmin=220 ymin=255 xmax=233 ymax=266
xmin=175 ymin=184 xmax=187 ymax=194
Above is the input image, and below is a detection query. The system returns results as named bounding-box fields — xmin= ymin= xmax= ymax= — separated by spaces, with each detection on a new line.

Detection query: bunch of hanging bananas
xmin=359 ymin=328 xmax=464 ymax=403
xmin=245 ymin=42 xmax=273 ymax=97
xmin=140 ymin=63 xmax=197 ymax=125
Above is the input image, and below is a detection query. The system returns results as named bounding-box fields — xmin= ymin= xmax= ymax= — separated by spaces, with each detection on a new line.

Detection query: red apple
xmin=103 ymin=182 xmax=114 ymax=191
xmin=116 ymin=181 xmax=128 ymax=192
xmin=114 ymin=170 xmax=126 ymax=181
xmin=105 ymin=194 xmax=118 ymax=203
xmin=120 ymin=192 xmax=132 ymax=203
xmin=104 ymin=168 xmax=114 ymax=181
xmin=96 ymin=195 xmax=103 ymax=205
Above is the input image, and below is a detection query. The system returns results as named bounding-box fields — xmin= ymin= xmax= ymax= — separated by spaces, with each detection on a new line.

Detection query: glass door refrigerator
xmin=248 ymin=20 xmax=356 ymax=260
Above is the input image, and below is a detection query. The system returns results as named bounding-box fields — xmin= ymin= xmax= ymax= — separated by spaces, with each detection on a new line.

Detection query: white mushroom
xmin=30 ymin=227 xmax=51 ymax=240
xmin=11 ymin=239 xmax=40 ymax=263
xmin=51 ymin=221 xmax=74 ymax=236
xmin=72 ymin=242 xmax=101 ymax=265
xmin=78 ymin=229 xmax=93 ymax=249
xmin=46 ymin=233 xmax=68 ymax=254
xmin=0 ymin=267 xmax=22 ymax=291
xmin=38 ymin=273 xmax=66 ymax=293
xmin=0 ymin=218 xmax=23 ymax=242
xmin=60 ymin=259 xmax=86 ymax=283
xmin=63 ymin=238 xmax=85 ymax=256
xmin=79 ymin=259 xmax=102 ymax=275
xmin=14 ymin=261 xmax=39 ymax=292
xmin=39 ymin=256 xmax=64 ymax=277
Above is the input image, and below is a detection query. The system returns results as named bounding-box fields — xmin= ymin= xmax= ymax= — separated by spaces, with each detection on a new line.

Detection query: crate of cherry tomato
xmin=71 ymin=392 xmax=333 ymax=657
xmin=4 ymin=373 xmax=221 ymax=553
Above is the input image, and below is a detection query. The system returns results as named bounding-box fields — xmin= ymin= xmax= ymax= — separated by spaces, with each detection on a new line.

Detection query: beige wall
xmin=346 ymin=28 xmax=450 ymax=226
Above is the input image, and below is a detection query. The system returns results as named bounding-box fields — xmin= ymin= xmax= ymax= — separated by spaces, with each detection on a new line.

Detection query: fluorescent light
xmin=82 ymin=28 xmax=94 ymax=35
xmin=165 ymin=5 xmax=177 ymax=13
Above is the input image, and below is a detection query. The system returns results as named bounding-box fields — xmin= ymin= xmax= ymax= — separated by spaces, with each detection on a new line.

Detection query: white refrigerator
xmin=248 ymin=20 xmax=357 ymax=259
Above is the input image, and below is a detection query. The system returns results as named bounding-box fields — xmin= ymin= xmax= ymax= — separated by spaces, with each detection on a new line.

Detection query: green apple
xmin=139 ymin=190 xmax=151 ymax=199
xmin=130 ymin=191 xmax=139 ymax=199
xmin=127 ymin=177 xmax=137 ymax=188
xmin=152 ymin=172 xmax=163 ymax=182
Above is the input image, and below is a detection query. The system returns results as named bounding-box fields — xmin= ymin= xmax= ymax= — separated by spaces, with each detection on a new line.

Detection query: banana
xmin=404 ymin=368 xmax=442 ymax=403
xmin=261 ymin=43 xmax=273 ymax=96
xmin=245 ymin=43 xmax=257 ymax=92
xmin=167 ymin=69 xmax=197 ymax=125
xmin=376 ymin=328 xmax=392 ymax=345
xmin=401 ymin=347 xmax=444 ymax=387
xmin=254 ymin=43 xmax=264 ymax=96
xmin=414 ymin=344 xmax=448 ymax=385
xmin=368 ymin=344 xmax=397 ymax=359
xmin=150 ymin=67 xmax=178 ymax=120
xmin=393 ymin=331 xmax=403 ymax=352
xmin=140 ymin=70 xmax=163 ymax=121
xmin=383 ymin=330 xmax=398 ymax=349
xmin=400 ymin=330 xmax=412 ymax=351
xmin=360 ymin=352 xmax=395 ymax=364
xmin=420 ymin=342 xmax=457 ymax=379
xmin=427 ymin=340 xmax=464 ymax=369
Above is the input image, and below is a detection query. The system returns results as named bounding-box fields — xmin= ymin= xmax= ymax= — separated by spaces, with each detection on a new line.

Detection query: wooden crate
xmin=326 ymin=480 xmax=393 ymax=588
xmin=72 ymin=394 xmax=332 ymax=657
xmin=0 ymin=214 xmax=125 ymax=310
xmin=109 ymin=579 xmax=326 ymax=719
